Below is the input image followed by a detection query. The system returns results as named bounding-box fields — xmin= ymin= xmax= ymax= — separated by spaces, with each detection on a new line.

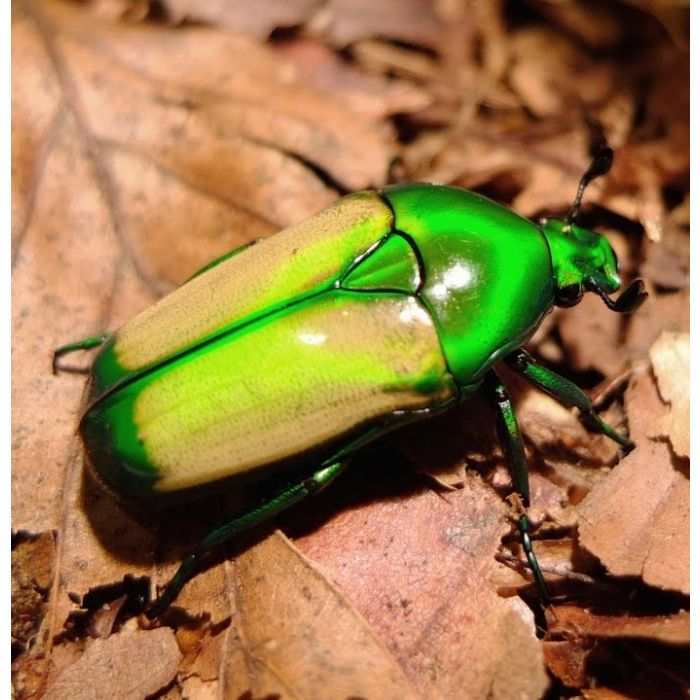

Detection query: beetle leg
xmin=505 ymin=348 xmax=633 ymax=450
xmin=52 ymin=334 xmax=109 ymax=374
xmin=146 ymin=459 xmax=348 ymax=619
xmin=482 ymin=370 xmax=550 ymax=603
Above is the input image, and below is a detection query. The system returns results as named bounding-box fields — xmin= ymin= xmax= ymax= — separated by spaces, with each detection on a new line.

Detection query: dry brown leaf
xmin=557 ymin=294 xmax=626 ymax=376
xmin=515 ymin=386 xmax=620 ymax=466
xmin=509 ymin=28 xmax=615 ymax=118
xmin=353 ymin=38 xmax=442 ymax=83
xmin=578 ymin=667 xmax=689 ymax=700
xmin=531 ymin=0 xmax=633 ymax=50
xmin=275 ymin=37 xmax=432 ymax=119
xmin=641 ymin=198 xmax=690 ymax=289
xmin=544 ymin=608 xmax=689 ymax=695
xmin=559 ymin=286 xmax=689 ymax=377
xmin=548 ymin=606 xmax=689 ymax=645
xmin=12 ymin=0 xmax=391 ymax=275
xmin=580 ymin=690 xmax=646 ymax=700
xmin=324 ymin=0 xmax=444 ymax=49
xmin=626 ymin=288 xmax=690 ymax=363
xmin=649 ymin=331 xmax=690 ymax=458
xmin=161 ymin=0 xmax=317 ymax=37
xmin=44 ymin=627 xmax=182 ymax=699
xmin=82 ymin=1 xmax=148 ymax=23
xmin=542 ymin=639 xmax=591 ymax=688
xmin=223 ymin=531 xmax=420 ymax=700
xmin=575 ymin=673 xmax=688 ymax=700
xmin=423 ymin=128 xmax=599 ymax=217
xmin=607 ymin=49 xmax=689 ymax=242
xmin=576 ymin=366 xmax=689 ymax=594
xmin=492 ymin=536 xmax=592 ymax=594
xmin=12 ymin=650 xmax=56 ymax=700
xmin=88 ymin=596 xmax=127 ymax=639
xmin=624 ymin=1 xmax=689 ymax=47
xmin=11 ymin=532 xmax=57 ymax=651
xmin=294 ymin=471 xmax=549 ymax=700
xmin=188 ymin=624 xmax=226 ymax=682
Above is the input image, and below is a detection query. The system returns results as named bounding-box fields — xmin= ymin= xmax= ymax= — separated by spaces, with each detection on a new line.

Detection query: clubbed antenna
xmin=566 ymin=147 xmax=614 ymax=227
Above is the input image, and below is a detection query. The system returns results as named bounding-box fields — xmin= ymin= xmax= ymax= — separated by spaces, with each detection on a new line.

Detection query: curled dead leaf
xmin=576 ymin=366 xmax=689 ymax=595
xmin=649 ymin=331 xmax=690 ymax=458
xmin=549 ymin=606 xmax=689 ymax=645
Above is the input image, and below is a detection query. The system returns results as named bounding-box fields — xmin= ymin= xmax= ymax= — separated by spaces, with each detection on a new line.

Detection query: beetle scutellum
xmin=54 ymin=148 xmax=646 ymax=618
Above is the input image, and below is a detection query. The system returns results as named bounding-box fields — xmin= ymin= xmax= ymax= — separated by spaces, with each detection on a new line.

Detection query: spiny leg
xmin=482 ymin=370 xmax=550 ymax=603
xmin=505 ymin=348 xmax=633 ymax=450
xmin=52 ymin=334 xmax=109 ymax=374
xmin=146 ymin=459 xmax=348 ymax=619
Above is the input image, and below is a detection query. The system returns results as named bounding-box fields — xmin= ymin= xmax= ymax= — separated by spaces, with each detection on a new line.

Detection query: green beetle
xmin=54 ymin=149 xmax=646 ymax=618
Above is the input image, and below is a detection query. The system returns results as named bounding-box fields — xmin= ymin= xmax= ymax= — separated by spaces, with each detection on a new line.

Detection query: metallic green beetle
xmin=54 ymin=149 xmax=646 ymax=618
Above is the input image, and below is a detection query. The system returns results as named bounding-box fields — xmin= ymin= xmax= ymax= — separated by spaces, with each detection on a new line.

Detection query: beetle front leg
xmin=146 ymin=459 xmax=348 ymax=619
xmin=482 ymin=370 xmax=550 ymax=603
xmin=505 ymin=348 xmax=633 ymax=450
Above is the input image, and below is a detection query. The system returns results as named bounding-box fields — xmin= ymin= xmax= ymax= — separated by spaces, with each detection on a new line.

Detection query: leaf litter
xmin=12 ymin=0 xmax=689 ymax=698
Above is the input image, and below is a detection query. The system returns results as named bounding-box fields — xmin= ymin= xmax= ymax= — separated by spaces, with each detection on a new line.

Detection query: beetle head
xmin=541 ymin=146 xmax=647 ymax=313
xmin=542 ymin=219 xmax=647 ymax=312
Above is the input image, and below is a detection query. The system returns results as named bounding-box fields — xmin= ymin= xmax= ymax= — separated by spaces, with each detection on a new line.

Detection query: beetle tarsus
xmin=482 ymin=370 xmax=554 ymax=599
xmin=518 ymin=515 xmax=551 ymax=605
xmin=52 ymin=334 xmax=109 ymax=374
xmin=589 ymin=278 xmax=648 ymax=313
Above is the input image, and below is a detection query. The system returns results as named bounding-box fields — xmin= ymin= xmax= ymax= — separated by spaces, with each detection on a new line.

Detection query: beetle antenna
xmin=566 ymin=147 xmax=614 ymax=228
xmin=586 ymin=278 xmax=648 ymax=313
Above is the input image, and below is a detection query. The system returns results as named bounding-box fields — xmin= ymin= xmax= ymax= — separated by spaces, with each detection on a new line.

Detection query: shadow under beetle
xmin=54 ymin=148 xmax=647 ymax=619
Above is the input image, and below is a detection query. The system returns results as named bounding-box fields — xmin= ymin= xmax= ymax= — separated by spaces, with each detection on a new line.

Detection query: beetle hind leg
xmin=146 ymin=458 xmax=348 ymax=619
xmin=52 ymin=334 xmax=109 ymax=374
xmin=505 ymin=348 xmax=633 ymax=450
xmin=482 ymin=370 xmax=550 ymax=604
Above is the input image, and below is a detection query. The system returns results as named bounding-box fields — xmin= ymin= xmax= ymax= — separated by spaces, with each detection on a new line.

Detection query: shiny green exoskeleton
xmin=54 ymin=149 xmax=647 ymax=618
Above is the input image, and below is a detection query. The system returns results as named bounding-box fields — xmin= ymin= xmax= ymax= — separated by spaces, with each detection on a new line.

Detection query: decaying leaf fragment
xmin=12 ymin=532 xmax=57 ymax=652
xmin=223 ymin=531 xmax=419 ymax=700
xmin=544 ymin=607 xmax=690 ymax=692
xmin=576 ymin=352 xmax=689 ymax=595
xmin=294 ymin=470 xmax=549 ymax=700
xmin=44 ymin=627 xmax=182 ymax=700
xmin=649 ymin=331 xmax=690 ymax=458
xmin=548 ymin=606 xmax=689 ymax=645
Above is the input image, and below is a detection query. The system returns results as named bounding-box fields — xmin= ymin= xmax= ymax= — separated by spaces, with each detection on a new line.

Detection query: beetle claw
xmin=589 ymin=278 xmax=648 ymax=313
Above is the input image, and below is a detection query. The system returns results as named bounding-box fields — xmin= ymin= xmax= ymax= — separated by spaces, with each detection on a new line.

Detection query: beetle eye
xmin=555 ymin=284 xmax=583 ymax=307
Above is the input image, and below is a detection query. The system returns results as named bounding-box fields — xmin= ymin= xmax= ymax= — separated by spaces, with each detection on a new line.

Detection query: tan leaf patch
xmin=44 ymin=628 xmax=181 ymax=699
xmin=576 ymin=366 xmax=689 ymax=594
xmin=294 ymin=470 xmax=549 ymax=700
xmin=223 ymin=531 xmax=419 ymax=699
xmin=649 ymin=331 xmax=690 ymax=458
